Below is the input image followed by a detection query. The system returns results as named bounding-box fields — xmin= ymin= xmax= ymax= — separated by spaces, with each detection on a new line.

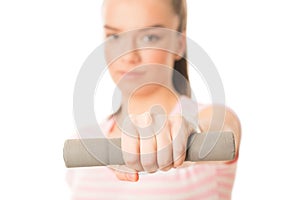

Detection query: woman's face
xmin=103 ymin=0 xmax=183 ymax=96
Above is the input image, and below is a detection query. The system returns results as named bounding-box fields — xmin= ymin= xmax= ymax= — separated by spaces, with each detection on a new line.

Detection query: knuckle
xmin=158 ymin=160 xmax=173 ymax=169
xmin=161 ymin=165 xmax=173 ymax=171
xmin=173 ymin=157 xmax=184 ymax=167
xmin=141 ymin=160 xmax=155 ymax=169
xmin=141 ymin=156 xmax=157 ymax=171
xmin=173 ymin=145 xmax=186 ymax=156
xmin=124 ymin=155 xmax=139 ymax=167
xmin=173 ymin=155 xmax=185 ymax=164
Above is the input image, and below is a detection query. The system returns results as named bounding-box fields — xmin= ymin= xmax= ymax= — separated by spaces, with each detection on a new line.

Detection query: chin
xmin=121 ymin=84 xmax=161 ymax=98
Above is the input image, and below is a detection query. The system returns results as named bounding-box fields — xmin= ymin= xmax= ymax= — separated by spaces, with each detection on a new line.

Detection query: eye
xmin=106 ymin=34 xmax=120 ymax=40
xmin=142 ymin=34 xmax=161 ymax=43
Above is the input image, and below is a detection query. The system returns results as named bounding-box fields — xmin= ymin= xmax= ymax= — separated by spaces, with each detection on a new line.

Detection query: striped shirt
xmin=66 ymin=96 xmax=238 ymax=200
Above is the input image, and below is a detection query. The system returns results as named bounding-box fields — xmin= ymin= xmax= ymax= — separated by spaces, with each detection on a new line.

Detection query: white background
xmin=0 ymin=0 xmax=299 ymax=199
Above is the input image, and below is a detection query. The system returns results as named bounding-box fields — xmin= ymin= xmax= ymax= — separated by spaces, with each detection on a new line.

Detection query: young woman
xmin=67 ymin=0 xmax=241 ymax=199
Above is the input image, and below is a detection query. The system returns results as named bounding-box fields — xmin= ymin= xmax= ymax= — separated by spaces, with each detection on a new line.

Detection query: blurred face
xmin=103 ymin=0 xmax=184 ymax=96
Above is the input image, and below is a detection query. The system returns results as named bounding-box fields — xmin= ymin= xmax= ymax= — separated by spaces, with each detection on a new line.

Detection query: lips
xmin=119 ymin=70 xmax=146 ymax=79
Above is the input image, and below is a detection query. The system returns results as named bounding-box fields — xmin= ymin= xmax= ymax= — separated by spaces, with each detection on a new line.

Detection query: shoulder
xmin=198 ymin=104 xmax=242 ymax=154
xmin=198 ymin=104 xmax=241 ymax=125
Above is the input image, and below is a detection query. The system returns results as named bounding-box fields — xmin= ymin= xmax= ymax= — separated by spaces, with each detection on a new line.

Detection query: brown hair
xmin=170 ymin=0 xmax=191 ymax=97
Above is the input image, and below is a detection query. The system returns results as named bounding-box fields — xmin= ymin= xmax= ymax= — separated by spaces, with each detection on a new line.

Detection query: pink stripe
xmin=216 ymin=172 xmax=235 ymax=179
xmin=218 ymin=181 xmax=233 ymax=189
xmin=219 ymin=192 xmax=231 ymax=199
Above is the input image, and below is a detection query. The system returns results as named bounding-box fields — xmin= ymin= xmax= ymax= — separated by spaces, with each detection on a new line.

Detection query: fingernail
xmin=126 ymin=173 xmax=137 ymax=182
xmin=136 ymin=112 xmax=152 ymax=128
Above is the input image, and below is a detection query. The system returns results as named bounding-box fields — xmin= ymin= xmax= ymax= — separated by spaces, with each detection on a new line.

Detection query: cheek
xmin=140 ymin=50 xmax=175 ymax=67
xmin=108 ymin=63 xmax=121 ymax=83
xmin=140 ymin=50 xmax=175 ymax=84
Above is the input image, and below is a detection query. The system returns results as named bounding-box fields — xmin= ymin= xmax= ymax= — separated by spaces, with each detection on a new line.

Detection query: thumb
xmin=129 ymin=112 xmax=152 ymax=128
xmin=109 ymin=165 xmax=139 ymax=182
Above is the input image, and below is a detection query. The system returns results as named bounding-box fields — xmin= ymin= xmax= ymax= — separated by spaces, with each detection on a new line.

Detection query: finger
xmin=121 ymin=116 xmax=143 ymax=171
xmin=110 ymin=165 xmax=139 ymax=182
xmin=139 ymin=126 xmax=158 ymax=172
xmin=169 ymin=115 xmax=189 ymax=168
xmin=134 ymin=112 xmax=158 ymax=172
xmin=154 ymin=115 xmax=173 ymax=171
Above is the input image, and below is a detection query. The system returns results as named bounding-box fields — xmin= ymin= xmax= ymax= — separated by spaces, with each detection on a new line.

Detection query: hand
xmin=111 ymin=112 xmax=195 ymax=181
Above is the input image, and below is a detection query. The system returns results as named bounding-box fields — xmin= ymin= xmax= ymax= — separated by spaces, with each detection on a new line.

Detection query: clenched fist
xmin=110 ymin=112 xmax=197 ymax=182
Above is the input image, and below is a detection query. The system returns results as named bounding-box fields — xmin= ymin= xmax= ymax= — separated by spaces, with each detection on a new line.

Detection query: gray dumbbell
xmin=63 ymin=131 xmax=236 ymax=168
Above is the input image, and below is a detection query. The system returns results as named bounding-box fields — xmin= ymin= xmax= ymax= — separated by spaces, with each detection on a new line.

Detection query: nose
xmin=119 ymin=35 xmax=141 ymax=64
xmin=121 ymin=49 xmax=141 ymax=64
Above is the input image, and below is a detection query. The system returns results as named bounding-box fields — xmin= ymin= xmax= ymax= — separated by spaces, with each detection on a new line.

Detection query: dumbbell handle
xmin=63 ymin=131 xmax=235 ymax=168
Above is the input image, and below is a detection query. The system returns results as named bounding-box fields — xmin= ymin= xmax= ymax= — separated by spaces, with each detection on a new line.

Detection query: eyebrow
xmin=104 ymin=25 xmax=121 ymax=31
xmin=103 ymin=24 xmax=166 ymax=32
